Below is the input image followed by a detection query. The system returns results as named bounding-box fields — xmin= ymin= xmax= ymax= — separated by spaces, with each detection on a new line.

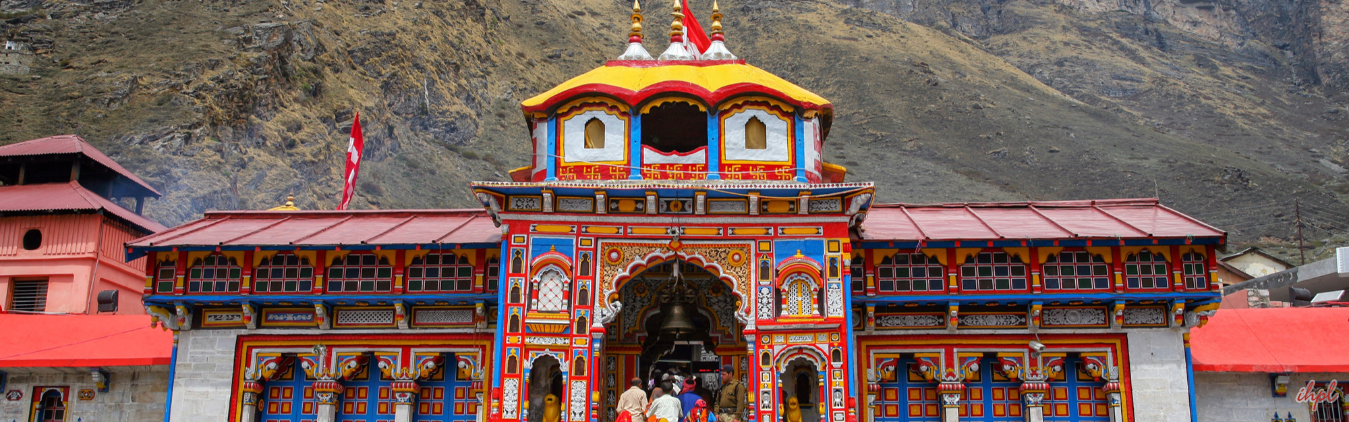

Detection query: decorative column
xmin=937 ymin=381 xmax=964 ymax=422
xmin=313 ymin=379 xmax=343 ymax=422
xmin=1019 ymin=379 xmax=1048 ymax=422
xmin=916 ymin=353 xmax=978 ymax=422
xmin=1103 ymin=369 xmax=1124 ymax=422
xmin=392 ymin=380 xmax=421 ymax=422
xmin=239 ymin=380 xmax=264 ymax=422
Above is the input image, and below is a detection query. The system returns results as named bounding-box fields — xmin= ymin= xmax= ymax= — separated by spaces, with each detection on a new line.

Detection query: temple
xmin=134 ymin=3 xmax=1225 ymax=422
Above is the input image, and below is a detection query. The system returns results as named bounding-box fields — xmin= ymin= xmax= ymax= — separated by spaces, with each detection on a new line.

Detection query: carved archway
xmin=596 ymin=241 xmax=754 ymax=325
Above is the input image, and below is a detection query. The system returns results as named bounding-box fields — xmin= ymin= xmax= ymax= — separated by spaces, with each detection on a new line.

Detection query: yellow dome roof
xmin=521 ymin=61 xmax=832 ymax=114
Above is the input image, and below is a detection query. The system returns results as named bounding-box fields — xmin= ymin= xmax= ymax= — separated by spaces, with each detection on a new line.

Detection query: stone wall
xmin=1195 ymin=372 xmax=1346 ymax=422
xmin=169 ymin=328 xmax=241 ymax=421
xmin=1125 ymin=329 xmax=1193 ymax=422
xmin=0 ymin=366 xmax=168 ymax=422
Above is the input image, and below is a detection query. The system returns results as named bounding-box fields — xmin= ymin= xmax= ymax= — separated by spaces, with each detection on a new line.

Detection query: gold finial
xmin=630 ymin=0 xmax=644 ymax=39
xmin=269 ymin=193 xmax=301 ymax=211
xmin=670 ymin=0 xmax=684 ymax=39
xmin=710 ymin=0 xmax=723 ymax=36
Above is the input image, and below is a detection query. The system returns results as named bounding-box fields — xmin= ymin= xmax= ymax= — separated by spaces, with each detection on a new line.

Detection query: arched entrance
xmin=525 ymin=355 xmax=563 ymax=422
xmin=600 ymin=259 xmax=749 ymax=421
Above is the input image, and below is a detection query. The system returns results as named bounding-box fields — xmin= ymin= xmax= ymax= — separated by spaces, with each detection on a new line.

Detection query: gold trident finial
xmin=710 ymin=0 xmax=723 ymax=37
xmin=670 ymin=0 xmax=685 ymax=39
xmin=630 ymin=0 xmax=644 ymax=40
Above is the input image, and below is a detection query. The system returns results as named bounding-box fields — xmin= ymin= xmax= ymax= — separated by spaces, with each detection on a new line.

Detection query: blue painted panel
xmin=546 ymin=117 xmax=558 ymax=181
xmin=962 ymin=358 xmax=1023 ymax=422
xmin=793 ymin=114 xmax=807 ymax=183
xmin=259 ymin=363 xmax=316 ymax=422
xmin=531 ymin=237 xmax=576 ymax=259
xmin=337 ymin=365 xmax=394 ymax=422
xmin=629 ymin=114 xmax=643 ymax=180
xmin=707 ymin=111 xmax=721 ymax=180
xmin=873 ymin=359 xmax=940 ymax=422
xmin=775 ymin=239 xmax=825 ymax=263
xmin=1042 ymin=357 xmax=1109 ymax=422
xmin=412 ymin=358 xmax=478 ymax=422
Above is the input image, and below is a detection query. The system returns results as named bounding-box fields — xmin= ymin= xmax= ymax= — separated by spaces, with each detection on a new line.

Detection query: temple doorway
xmin=602 ymin=260 xmax=747 ymax=420
xmin=526 ymin=355 xmax=563 ymax=422
xmin=781 ymin=357 xmax=820 ymax=422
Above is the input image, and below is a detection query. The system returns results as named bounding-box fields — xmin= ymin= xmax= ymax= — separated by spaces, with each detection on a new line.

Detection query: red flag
xmin=681 ymin=0 xmax=711 ymax=55
xmin=338 ymin=111 xmax=364 ymax=210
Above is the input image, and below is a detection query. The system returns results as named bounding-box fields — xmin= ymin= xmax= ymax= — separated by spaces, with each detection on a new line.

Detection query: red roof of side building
xmin=0 ymin=135 xmax=162 ymax=197
xmin=128 ymin=209 xmax=500 ymax=248
xmin=860 ymin=198 xmax=1224 ymax=241
xmin=0 ymin=314 xmax=173 ymax=367
xmin=1191 ymin=307 xmax=1349 ymax=373
xmin=0 ymin=182 xmax=166 ymax=234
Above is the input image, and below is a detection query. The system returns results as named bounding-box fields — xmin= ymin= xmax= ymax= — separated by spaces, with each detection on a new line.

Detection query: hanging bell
xmin=660 ymin=302 xmax=697 ymax=338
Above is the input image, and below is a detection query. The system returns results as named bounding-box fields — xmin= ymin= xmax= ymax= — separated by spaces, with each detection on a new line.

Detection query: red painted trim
xmin=242 ymin=250 xmax=254 ymax=295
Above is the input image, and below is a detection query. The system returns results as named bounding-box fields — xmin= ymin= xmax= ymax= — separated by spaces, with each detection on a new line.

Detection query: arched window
xmin=745 ymin=116 xmax=767 ymax=150
xmin=780 ymin=273 xmax=820 ymax=317
xmin=510 ymin=250 xmax=524 ymax=274
xmin=759 ymin=259 xmax=772 ymax=282
xmin=574 ymin=355 xmax=588 ymax=376
xmin=509 ymin=279 xmax=523 ymax=303
xmin=155 ymin=259 xmax=177 ymax=293
xmin=326 ymin=253 xmax=392 ymax=292
xmin=487 ymin=257 xmax=501 ymax=293
xmin=578 ymin=253 xmax=593 ymax=277
xmin=1182 ymin=252 xmax=1208 ymax=290
xmin=959 ymin=252 xmax=1027 ymax=291
xmin=876 ymin=253 xmax=944 ymax=293
xmin=507 ymin=355 xmax=519 ymax=374
xmin=508 ymin=313 xmax=521 ymax=332
xmin=576 ymin=316 xmax=589 ymax=335
xmin=1124 ymin=250 xmax=1169 ymax=290
xmin=254 ymin=253 xmax=313 ymax=293
xmin=576 ymin=284 xmax=590 ymax=306
xmin=532 ymin=268 xmax=570 ymax=313
xmin=188 ymin=254 xmax=241 ymax=293
xmin=36 ymin=389 xmax=66 ymax=422
xmin=408 ymin=252 xmax=473 ymax=292
xmin=1043 ymin=251 xmax=1109 ymax=290
xmin=584 ymin=118 xmax=605 ymax=149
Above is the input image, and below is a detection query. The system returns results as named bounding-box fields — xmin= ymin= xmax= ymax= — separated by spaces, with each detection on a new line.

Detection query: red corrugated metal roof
xmin=129 ymin=209 xmax=500 ymax=248
xmin=0 ymin=182 xmax=166 ymax=233
xmin=1191 ymin=307 xmax=1349 ymax=373
xmin=0 ymin=314 xmax=173 ymax=367
xmin=860 ymin=199 xmax=1223 ymax=241
xmin=0 ymin=135 xmax=162 ymax=196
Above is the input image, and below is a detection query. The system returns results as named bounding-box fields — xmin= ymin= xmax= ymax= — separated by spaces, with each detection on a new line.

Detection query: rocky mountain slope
xmin=0 ymin=0 xmax=1346 ymax=258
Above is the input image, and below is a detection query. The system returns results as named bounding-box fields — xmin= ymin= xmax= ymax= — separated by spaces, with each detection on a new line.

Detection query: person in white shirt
xmin=647 ymin=384 xmax=683 ymax=422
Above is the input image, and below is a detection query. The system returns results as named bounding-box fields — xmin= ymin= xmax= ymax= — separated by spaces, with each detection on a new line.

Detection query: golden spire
xmin=710 ymin=0 xmax=723 ymax=38
xmin=669 ymin=0 xmax=685 ymax=41
xmin=629 ymin=0 xmax=644 ymax=40
xmin=269 ymin=194 xmax=300 ymax=211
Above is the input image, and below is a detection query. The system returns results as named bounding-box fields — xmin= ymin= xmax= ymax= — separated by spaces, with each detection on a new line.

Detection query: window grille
xmin=959 ymin=252 xmax=1027 ymax=291
xmin=327 ymin=253 xmax=392 ymax=293
xmin=876 ymin=253 xmax=944 ymax=293
xmin=780 ymin=273 xmax=820 ymax=317
xmin=1181 ymin=252 xmax=1208 ymax=290
xmin=155 ymin=260 xmax=176 ymax=293
xmin=408 ymin=252 xmax=473 ymax=292
xmin=36 ymin=390 xmax=66 ymax=422
xmin=188 ymin=254 xmax=241 ymax=293
xmin=1124 ymin=250 xmax=1170 ymax=290
xmin=849 ymin=256 xmax=865 ymax=293
xmin=487 ymin=257 xmax=500 ymax=293
xmin=9 ymin=279 xmax=47 ymax=312
xmin=1043 ymin=251 xmax=1110 ymax=290
xmin=254 ymin=253 xmax=314 ymax=293
xmin=533 ymin=269 xmax=569 ymax=312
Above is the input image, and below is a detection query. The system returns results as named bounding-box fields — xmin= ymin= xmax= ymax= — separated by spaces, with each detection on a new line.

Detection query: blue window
xmin=1043 ymin=252 xmax=1110 ymax=291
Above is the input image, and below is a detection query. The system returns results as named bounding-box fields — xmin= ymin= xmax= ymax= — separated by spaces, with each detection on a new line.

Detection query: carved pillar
xmin=937 ymin=382 xmax=964 ymax=422
xmin=239 ymin=381 xmax=264 ymax=422
xmin=1019 ymin=380 xmax=1047 ymax=422
xmin=1104 ymin=373 xmax=1123 ymax=422
xmin=393 ymin=380 xmax=420 ymax=422
xmin=313 ymin=380 xmax=343 ymax=422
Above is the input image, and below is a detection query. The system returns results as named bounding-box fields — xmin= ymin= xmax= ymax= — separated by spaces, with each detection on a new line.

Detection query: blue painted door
xmin=872 ymin=358 xmax=941 ymax=422
xmin=413 ymin=357 xmax=479 ymax=422
xmin=261 ymin=362 xmax=316 ymax=422
xmin=339 ymin=365 xmax=396 ymax=422
xmin=1042 ymin=357 xmax=1109 ymax=422
xmin=959 ymin=358 xmax=1023 ymax=422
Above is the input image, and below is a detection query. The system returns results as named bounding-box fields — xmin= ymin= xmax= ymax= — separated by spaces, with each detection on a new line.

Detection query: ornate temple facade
xmin=135 ymin=4 xmax=1224 ymax=422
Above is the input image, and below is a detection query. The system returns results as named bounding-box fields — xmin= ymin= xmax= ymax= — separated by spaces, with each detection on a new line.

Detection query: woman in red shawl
xmin=687 ymin=399 xmax=717 ymax=422
xmin=616 ymin=409 xmax=635 ymax=422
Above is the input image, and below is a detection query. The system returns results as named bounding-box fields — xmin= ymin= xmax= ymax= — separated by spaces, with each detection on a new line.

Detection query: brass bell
xmin=660 ymin=302 xmax=697 ymax=338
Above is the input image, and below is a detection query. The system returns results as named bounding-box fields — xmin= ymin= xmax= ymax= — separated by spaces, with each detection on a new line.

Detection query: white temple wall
xmin=1125 ymin=329 xmax=1193 ymax=422
xmin=1194 ymin=371 xmax=1347 ymax=422
xmin=169 ymin=328 xmax=241 ymax=422
xmin=0 ymin=366 xmax=168 ymax=422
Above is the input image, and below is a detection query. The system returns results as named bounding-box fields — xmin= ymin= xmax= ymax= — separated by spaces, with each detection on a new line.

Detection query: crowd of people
xmin=615 ymin=365 xmax=747 ymax=422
